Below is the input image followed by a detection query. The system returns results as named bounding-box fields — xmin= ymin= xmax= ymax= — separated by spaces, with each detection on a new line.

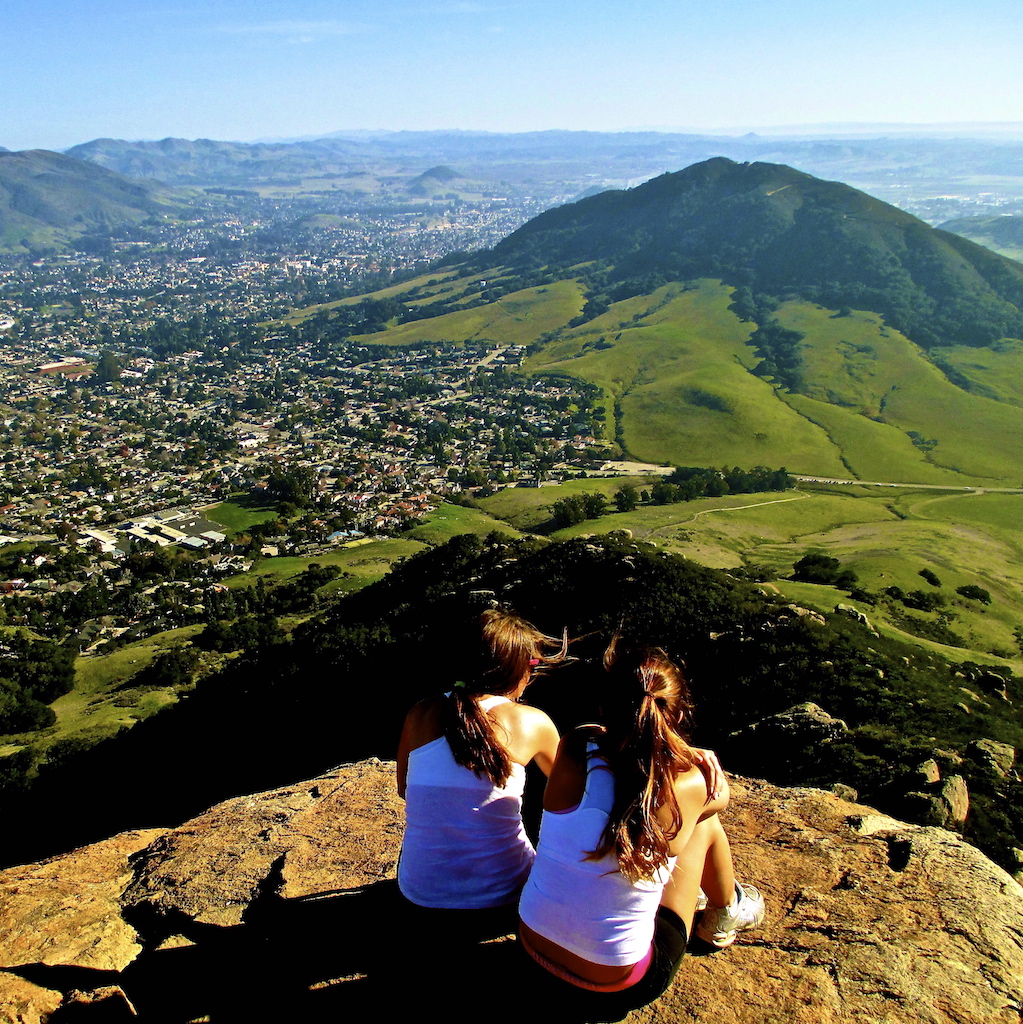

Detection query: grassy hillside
xmin=223 ymin=538 xmax=425 ymax=593
xmin=352 ymin=279 xmax=586 ymax=347
xmin=929 ymin=339 xmax=1023 ymax=409
xmin=406 ymin=500 xmax=524 ymax=544
xmin=528 ymin=281 xmax=850 ymax=473
xmin=517 ymin=281 xmax=1022 ymax=485
xmin=775 ymin=302 xmax=1023 ymax=484
xmin=475 ymin=480 xmax=1023 ymax=670
xmin=0 ymin=149 xmax=186 ymax=252
xmin=940 ymin=215 xmax=1023 ymax=263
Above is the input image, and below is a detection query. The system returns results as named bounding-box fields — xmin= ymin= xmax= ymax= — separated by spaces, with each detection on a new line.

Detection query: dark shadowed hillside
xmin=2 ymin=535 xmax=1019 ymax=874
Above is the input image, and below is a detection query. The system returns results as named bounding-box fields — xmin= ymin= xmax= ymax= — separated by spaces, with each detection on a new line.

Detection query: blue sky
xmin=2 ymin=0 xmax=1021 ymax=151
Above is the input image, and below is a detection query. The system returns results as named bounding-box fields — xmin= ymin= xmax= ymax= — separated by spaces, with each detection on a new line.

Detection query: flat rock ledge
xmin=0 ymin=759 xmax=1019 ymax=1024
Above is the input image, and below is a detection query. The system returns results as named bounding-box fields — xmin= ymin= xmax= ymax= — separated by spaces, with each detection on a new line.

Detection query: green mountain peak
xmin=486 ymin=157 xmax=1023 ymax=349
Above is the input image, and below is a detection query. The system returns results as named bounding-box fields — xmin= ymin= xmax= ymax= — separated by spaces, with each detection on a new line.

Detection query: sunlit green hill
xmin=285 ymin=157 xmax=1023 ymax=485
xmin=485 ymin=157 xmax=1023 ymax=348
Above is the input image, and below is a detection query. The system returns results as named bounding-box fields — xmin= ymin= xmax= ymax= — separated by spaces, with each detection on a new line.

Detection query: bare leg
xmin=700 ymin=815 xmax=735 ymax=909
xmin=660 ymin=814 xmax=736 ymax=934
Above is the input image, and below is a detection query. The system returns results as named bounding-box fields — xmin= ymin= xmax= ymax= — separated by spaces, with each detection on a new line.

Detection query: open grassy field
xmin=477 ymin=476 xmax=658 ymax=532
xmin=204 ymin=495 xmax=279 ymax=535
xmin=913 ymin=491 xmax=1023 ymax=534
xmin=406 ymin=501 xmax=524 ymax=545
xmin=476 ymin=477 xmax=1023 ymax=670
xmin=224 ymin=538 xmax=426 ymax=592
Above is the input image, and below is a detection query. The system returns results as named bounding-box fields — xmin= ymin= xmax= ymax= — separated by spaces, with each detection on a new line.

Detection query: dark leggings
xmin=519 ymin=906 xmax=688 ymax=1023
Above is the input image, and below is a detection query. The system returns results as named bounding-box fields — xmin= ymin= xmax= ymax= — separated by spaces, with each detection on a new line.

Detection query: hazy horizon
xmin=5 ymin=119 xmax=1018 ymax=155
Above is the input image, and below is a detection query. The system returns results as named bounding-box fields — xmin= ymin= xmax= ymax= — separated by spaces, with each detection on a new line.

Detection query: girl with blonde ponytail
xmin=517 ymin=640 xmax=764 ymax=1011
xmin=397 ymin=609 xmax=566 ymax=910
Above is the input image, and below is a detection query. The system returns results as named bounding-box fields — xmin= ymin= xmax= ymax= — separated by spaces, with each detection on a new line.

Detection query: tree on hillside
xmin=792 ymin=552 xmax=858 ymax=590
xmin=614 ymin=484 xmax=639 ymax=513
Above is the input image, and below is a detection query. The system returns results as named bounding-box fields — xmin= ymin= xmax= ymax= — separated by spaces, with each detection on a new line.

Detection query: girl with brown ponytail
xmin=517 ymin=640 xmax=764 ymax=1010
xmin=396 ymin=608 xmax=566 ymax=909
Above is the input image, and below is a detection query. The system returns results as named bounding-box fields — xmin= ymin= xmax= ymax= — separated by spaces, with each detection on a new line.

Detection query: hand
xmin=690 ymin=747 xmax=725 ymax=802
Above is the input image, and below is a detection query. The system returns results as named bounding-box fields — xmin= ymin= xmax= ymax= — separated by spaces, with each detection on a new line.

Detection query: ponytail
xmin=444 ymin=609 xmax=569 ymax=786
xmin=589 ymin=643 xmax=695 ymax=883
xmin=445 ymin=687 xmax=514 ymax=787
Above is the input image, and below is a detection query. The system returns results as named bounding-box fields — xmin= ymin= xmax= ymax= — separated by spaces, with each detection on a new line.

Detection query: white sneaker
xmin=695 ymin=888 xmax=708 ymax=912
xmin=694 ymin=882 xmax=765 ymax=948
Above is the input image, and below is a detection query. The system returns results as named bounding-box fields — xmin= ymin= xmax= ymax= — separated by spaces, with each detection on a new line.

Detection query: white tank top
xmin=518 ymin=745 xmax=676 ymax=966
xmin=398 ymin=695 xmax=535 ymax=909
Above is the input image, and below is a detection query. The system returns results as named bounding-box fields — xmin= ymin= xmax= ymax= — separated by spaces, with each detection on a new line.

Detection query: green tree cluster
xmin=792 ymin=552 xmax=858 ymax=590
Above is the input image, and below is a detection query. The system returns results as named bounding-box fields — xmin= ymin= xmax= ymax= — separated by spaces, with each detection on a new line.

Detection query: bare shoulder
xmin=490 ymin=701 xmax=560 ymax=771
xmin=494 ymin=701 xmax=554 ymax=728
xmin=401 ymin=694 xmax=447 ymax=747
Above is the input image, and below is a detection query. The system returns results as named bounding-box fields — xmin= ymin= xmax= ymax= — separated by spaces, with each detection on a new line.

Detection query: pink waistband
xmin=519 ymin=932 xmax=652 ymax=992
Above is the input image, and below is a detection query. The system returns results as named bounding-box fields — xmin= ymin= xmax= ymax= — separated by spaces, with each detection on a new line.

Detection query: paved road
xmin=794 ymin=476 xmax=1023 ymax=494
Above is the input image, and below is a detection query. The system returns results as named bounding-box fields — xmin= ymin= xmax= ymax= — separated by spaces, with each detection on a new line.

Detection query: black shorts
xmin=519 ymin=906 xmax=688 ymax=1023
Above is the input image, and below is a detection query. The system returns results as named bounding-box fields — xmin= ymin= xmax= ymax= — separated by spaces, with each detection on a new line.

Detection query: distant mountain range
xmin=64 ymin=130 xmax=1023 ymax=207
xmin=0 ymin=149 xmax=186 ymax=252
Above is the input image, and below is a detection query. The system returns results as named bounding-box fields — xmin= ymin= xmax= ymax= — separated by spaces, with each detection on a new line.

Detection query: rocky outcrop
xmin=834 ymin=604 xmax=877 ymax=634
xmin=0 ymin=760 xmax=1020 ymax=1023
xmin=121 ymin=766 xmax=402 ymax=929
xmin=968 ymin=738 xmax=1017 ymax=779
xmin=0 ymin=972 xmax=61 ymax=1024
xmin=730 ymin=701 xmax=849 ymax=746
xmin=0 ymin=829 xmax=166 ymax=973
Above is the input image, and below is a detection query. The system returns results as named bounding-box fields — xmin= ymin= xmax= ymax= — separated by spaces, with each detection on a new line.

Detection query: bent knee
xmin=699 ymin=779 xmax=730 ymax=821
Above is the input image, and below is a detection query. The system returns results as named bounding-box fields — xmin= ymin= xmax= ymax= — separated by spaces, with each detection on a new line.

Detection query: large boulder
xmin=731 ymin=701 xmax=849 ymax=745
xmin=656 ymin=782 xmax=1021 ymax=1024
xmin=0 ymin=762 xmax=1020 ymax=1023
xmin=968 ymin=738 xmax=1016 ymax=779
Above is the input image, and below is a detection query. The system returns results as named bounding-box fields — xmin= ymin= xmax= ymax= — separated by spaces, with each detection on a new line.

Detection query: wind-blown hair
xmin=444 ymin=609 xmax=569 ymax=786
xmin=588 ymin=640 xmax=696 ymax=883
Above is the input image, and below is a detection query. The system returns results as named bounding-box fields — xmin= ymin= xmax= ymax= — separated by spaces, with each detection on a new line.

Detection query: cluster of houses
xmin=0 ymin=318 xmax=608 ymax=548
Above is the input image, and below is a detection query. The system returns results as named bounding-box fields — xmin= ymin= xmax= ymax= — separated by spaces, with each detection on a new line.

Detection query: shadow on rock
xmin=114 ymin=881 xmax=639 ymax=1024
